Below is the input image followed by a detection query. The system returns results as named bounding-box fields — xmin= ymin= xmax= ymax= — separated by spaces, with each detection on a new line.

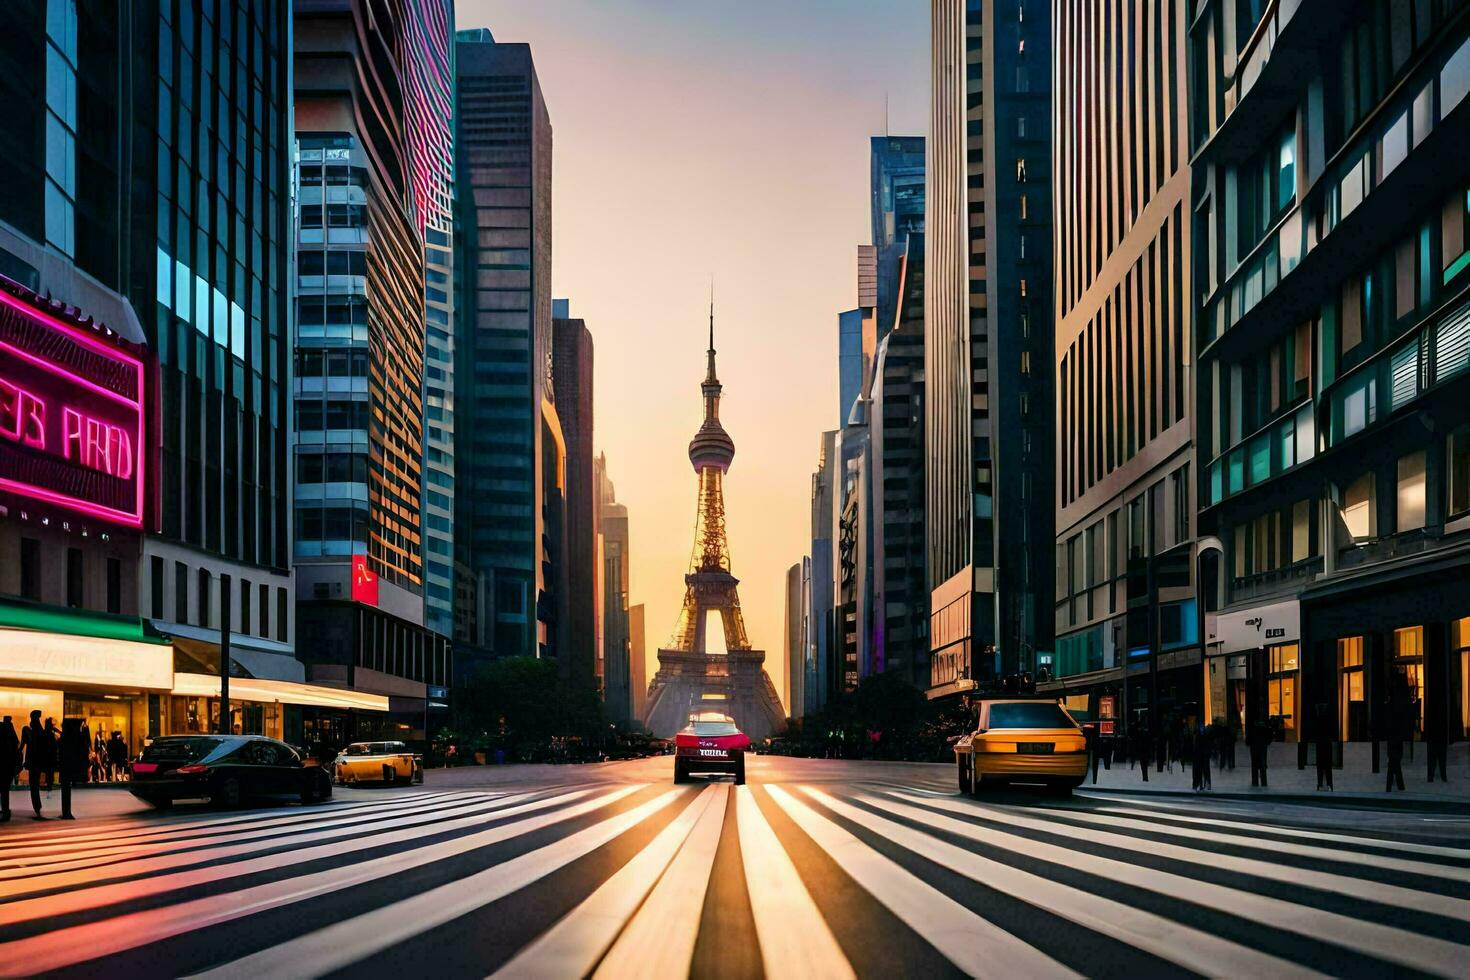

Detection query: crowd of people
xmin=0 ymin=711 xmax=131 ymax=821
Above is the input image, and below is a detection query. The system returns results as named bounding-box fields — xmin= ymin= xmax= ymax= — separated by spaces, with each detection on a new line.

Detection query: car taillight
xmin=131 ymin=762 xmax=157 ymax=774
xmin=176 ymin=764 xmax=209 ymax=774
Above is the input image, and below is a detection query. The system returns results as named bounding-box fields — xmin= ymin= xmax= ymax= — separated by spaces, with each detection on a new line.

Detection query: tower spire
xmin=706 ymin=280 xmax=718 ymax=383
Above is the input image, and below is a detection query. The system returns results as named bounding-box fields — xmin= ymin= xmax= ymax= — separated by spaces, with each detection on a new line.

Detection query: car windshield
xmin=987 ymin=703 xmax=1075 ymax=730
xmin=344 ymin=744 xmax=370 ymax=756
xmin=386 ymin=742 xmax=406 ymax=753
xmin=141 ymin=737 xmax=224 ymax=763
xmin=692 ymin=722 xmax=739 ymax=736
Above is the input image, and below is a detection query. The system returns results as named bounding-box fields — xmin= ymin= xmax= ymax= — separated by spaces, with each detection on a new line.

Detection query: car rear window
xmin=344 ymin=744 xmax=370 ymax=756
xmin=692 ymin=722 xmax=739 ymax=736
xmin=141 ymin=737 xmax=224 ymax=763
xmin=987 ymin=703 xmax=1075 ymax=729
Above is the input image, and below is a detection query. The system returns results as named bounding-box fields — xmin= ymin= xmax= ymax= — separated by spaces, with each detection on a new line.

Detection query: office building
xmin=0 ymin=1 xmax=384 ymax=751
xmin=629 ymin=602 xmax=647 ymax=723
xmin=871 ymin=135 xmax=927 ymax=334
xmin=292 ymin=0 xmax=452 ymax=746
xmin=1191 ymin=0 xmax=1470 ymax=755
xmin=807 ymin=429 xmax=838 ymax=710
xmin=1047 ymin=0 xmax=1194 ymax=736
xmin=553 ymin=305 xmax=598 ymax=693
xmin=927 ymin=0 xmax=1055 ymax=698
xmin=785 ymin=559 xmax=809 ymax=719
xmin=598 ymin=459 xmax=632 ymax=724
xmin=453 ymin=30 xmax=556 ymax=666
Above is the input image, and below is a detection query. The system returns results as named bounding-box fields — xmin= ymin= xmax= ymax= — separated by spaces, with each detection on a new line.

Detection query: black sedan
xmin=129 ymin=735 xmax=333 ymax=809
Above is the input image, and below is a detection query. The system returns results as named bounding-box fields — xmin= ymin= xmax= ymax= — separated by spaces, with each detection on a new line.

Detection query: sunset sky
xmin=459 ymin=1 xmax=927 ymax=710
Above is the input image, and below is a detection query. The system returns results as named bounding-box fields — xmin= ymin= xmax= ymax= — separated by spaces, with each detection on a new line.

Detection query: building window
xmin=1394 ymin=626 xmax=1425 ymax=736
xmin=106 ymin=558 xmax=121 ymax=614
xmin=260 ymin=583 xmax=270 ymax=638
xmin=1017 ymin=116 xmax=1027 ymax=138
xmin=20 ymin=538 xmax=40 ymax=601
xmin=1454 ymin=619 xmax=1470 ymax=740
xmin=198 ymin=569 xmax=212 ymax=630
xmin=175 ymin=562 xmax=189 ymax=624
xmin=1172 ymin=465 xmax=1190 ymax=546
xmin=1016 ymin=159 xmax=1027 ymax=182
xmin=240 ymin=578 xmax=251 ymax=636
xmin=151 ymin=557 xmax=164 ymax=619
xmin=1342 ymin=472 xmax=1375 ymax=542
xmin=1449 ymin=426 xmax=1470 ymax=518
xmin=1267 ymin=644 xmax=1299 ymax=739
xmin=1020 ymin=350 xmax=1031 ymax=374
xmin=277 ymin=588 xmax=288 ymax=642
xmin=66 ymin=548 xmax=82 ymax=608
xmin=1292 ymin=499 xmax=1312 ymax=562
xmin=1338 ymin=636 xmax=1366 ymax=741
xmin=1396 ymin=451 xmax=1427 ymax=532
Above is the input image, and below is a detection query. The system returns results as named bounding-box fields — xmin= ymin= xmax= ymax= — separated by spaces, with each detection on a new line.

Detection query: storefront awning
xmin=172 ymin=673 xmax=389 ymax=712
xmin=0 ymin=626 xmax=173 ymax=692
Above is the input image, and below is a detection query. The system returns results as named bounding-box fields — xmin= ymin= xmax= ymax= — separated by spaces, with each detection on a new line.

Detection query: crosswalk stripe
xmin=737 ymin=787 xmax=854 ymax=980
xmin=0 ymin=790 xmax=463 ymax=850
xmin=187 ymin=787 xmax=688 ymax=980
xmin=0 ymin=793 xmax=493 ymax=876
xmin=1034 ymin=803 xmax=1470 ymax=882
xmin=0 ymin=786 xmax=640 ymax=978
xmin=1088 ymin=803 xmax=1470 ymax=859
xmin=0 ymin=787 xmax=592 ymax=930
xmin=825 ymin=788 xmax=1324 ymax=979
xmin=897 ymin=792 xmax=1470 ymax=920
xmin=765 ymin=785 xmax=1078 ymax=979
xmin=886 ymin=790 xmax=1470 ymax=977
xmin=0 ymin=791 xmax=527 ymax=903
xmin=491 ymin=784 xmax=724 ymax=979
xmin=591 ymin=785 xmax=727 ymax=980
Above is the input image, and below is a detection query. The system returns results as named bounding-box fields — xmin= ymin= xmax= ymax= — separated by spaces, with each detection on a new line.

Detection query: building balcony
xmin=1229 ymin=555 xmax=1322 ymax=605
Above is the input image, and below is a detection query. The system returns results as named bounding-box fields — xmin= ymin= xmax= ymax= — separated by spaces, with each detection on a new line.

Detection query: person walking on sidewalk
xmin=1427 ymin=722 xmax=1448 ymax=784
xmin=1193 ymin=720 xmax=1212 ymax=791
xmin=0 ymin=717 xmax=17 ymax=822
xmin=58 ymin=718 xmax=88 ymax=820
xmin=1247 ymin=717 xmax=1271 ymax=788
xmin=1313 ymin=703 xmax=1334 ymax=791
xmin=1131 ymin=723 xmax=1151 ymax=782
xmin=19 ymin=710 xmax=50 ymax=819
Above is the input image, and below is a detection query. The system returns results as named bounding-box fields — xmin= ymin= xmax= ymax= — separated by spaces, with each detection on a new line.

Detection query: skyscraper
xmin=807 ymin=429 xmax=838 ymax=711
xmin=453 ymin=30 xmax=556 ymax=666
xmin=1191 ymin=0 xmax=1470 ymax=755
xmin=0 ymin=1 xmax=310 ymax=747
xmin=870 ymin=135 xmax=926 ymax=333
xmin=292 ymin=0 xmax=452 ymax=738
xmin=404 ymin=0 xmax=458 ymax=640
xmin=598 ymin=462 xmax=632 ymax=725
xmin=1048 ymin=0 xmax=1193 ymax=735
xmin=927 ymin=0 xmax=1054 ymax=698
xmin=552 ymin=306 xmax=597 ymax=693
xmin=628 ymin=602 xmax=647 ymax=724
xmin=784 ymin=559 xmax=809 ymax=719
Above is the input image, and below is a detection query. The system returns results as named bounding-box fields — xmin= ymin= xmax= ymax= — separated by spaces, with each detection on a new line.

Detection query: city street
xmin=3 ymin=757 xmax=1468 ymax=979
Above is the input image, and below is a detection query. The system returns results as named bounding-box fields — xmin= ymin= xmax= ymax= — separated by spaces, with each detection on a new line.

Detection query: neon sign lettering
xmin=0 ymin=289 xmax=147 ymax=528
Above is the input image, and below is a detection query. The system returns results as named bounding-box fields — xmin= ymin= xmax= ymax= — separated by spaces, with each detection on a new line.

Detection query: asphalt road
xmin=2 ymin=755 xmax=1467 ymax=979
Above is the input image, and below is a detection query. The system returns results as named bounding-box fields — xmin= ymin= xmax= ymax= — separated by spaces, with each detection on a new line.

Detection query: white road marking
xmin=492 ymin=785 xmax=722 ymax=980
xmin=765 ymin=785 xmax=1077 ymax=979
xmin=738 ymin=787 xmax=854 ymax=980
xmin=189 ymin=788 xmax=686 ymax=980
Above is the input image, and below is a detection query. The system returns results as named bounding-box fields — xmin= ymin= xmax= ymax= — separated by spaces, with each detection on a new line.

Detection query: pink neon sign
xmin=0 ymin=288 xmax=146 ymax=528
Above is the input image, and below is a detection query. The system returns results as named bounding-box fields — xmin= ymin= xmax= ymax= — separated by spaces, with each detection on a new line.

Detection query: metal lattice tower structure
xmin=643 ymin=304 xmax=785 ymax=738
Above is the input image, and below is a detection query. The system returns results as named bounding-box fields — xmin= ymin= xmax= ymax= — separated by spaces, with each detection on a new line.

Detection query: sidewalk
xmin=1082 ymin=741 xmax=1470 ymax=809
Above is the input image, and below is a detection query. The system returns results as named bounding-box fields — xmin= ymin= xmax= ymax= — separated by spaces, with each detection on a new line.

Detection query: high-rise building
xmin=1047 ymin=0 xmax=1194 ymax=737
xmin=292 ymin=0 xmax=452 ymax=743
xmin=0 ymin=1 xmax=362 ymax=749
xmin=629 ymin=602 xmax=647 ymax=724
xmin=837 ymin=307 xmax=865 ymax=425
xmin=552 ymin=305 xmax=598 ymax=693
xmin=598 ymin=460 xmax=632 ymax=725
xmin=1191 ymin=0 xmax=1470 ymax=755
xmin=784 ymin=559 xmax=809 ymax=719
xmin=870 ymin=234 xmax=928 ymax=688
xmin=926 ymin=0 xmax=1055 ymax=698
xmin=405 ymin=0 xmax=458 ymax=640
xmin=453 ymin=30 xmax=556 ymax=667
xmin=871 ymin=135 xmax=926 ymax=333
xmin=807 ymin=429 xmax=838 ymax=711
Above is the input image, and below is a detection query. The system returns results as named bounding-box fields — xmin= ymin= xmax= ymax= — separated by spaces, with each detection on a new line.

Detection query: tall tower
xmin=643 ymin=309 xmax=786 ymax=738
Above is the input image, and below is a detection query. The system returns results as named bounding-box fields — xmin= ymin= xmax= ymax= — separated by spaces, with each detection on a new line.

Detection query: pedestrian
xmin=1314 ymin=703 xmax=1334 ymax=791
xmin=1427 ymin=723 xmax=1448 ymax=784
xmin=106 ymin=730 xmax=129 ymax=781
xmin=44 ymin=717 xmax=60 ymax=790
xmin=58 ymin=718 xmax=88 ymax=821
xmin=1084 ymin=723 xmax=1101 ymax=784
xmin=1132 ymin=723 xmax=1151 ymax=782
xmin=1247 ymin=717 xmax=1270 ymax=788
xmin=19 ymin=710 xmax=49 ymax=819
xmin=0 ymin=716 xmax=17 ymax=822
xmin=1193 ymin=721 xmax=1212 ymax=791
xmin=1217 ymin=720 xmax=1236 ymax=771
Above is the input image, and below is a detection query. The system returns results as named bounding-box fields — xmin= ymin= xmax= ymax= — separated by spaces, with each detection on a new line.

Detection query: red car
xmin=673 ymin=712 xmax=749 ymax=785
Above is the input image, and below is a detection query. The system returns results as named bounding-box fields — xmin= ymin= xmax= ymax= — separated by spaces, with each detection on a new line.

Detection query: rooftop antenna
xmin=708 ymin=277 xmax=715 ymax=352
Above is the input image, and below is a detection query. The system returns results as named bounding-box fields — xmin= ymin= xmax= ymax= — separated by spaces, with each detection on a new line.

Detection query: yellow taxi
xmin=954 ymin=698 xmax=1088 ymax=796
xmin=332 ymin=740 xmax=423 ymax=786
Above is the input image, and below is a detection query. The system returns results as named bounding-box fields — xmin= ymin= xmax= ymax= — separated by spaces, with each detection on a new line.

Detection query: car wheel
xmin=673 ymin=759 xmax=688 ymax=784
xmin=383 ymin=764 xmax=397 ymax=786
xmin=957 ymin=757 xmax=973 ymax=795
xmin=413 ymin=765 xmax=424 ymax=784
xmin=213 ymin=775 xmax=242 ymax=809
xmin=143 ymin=794 xmax=172 ymax=809
xmin=734 ymin=754 xmax=746 ymax=786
